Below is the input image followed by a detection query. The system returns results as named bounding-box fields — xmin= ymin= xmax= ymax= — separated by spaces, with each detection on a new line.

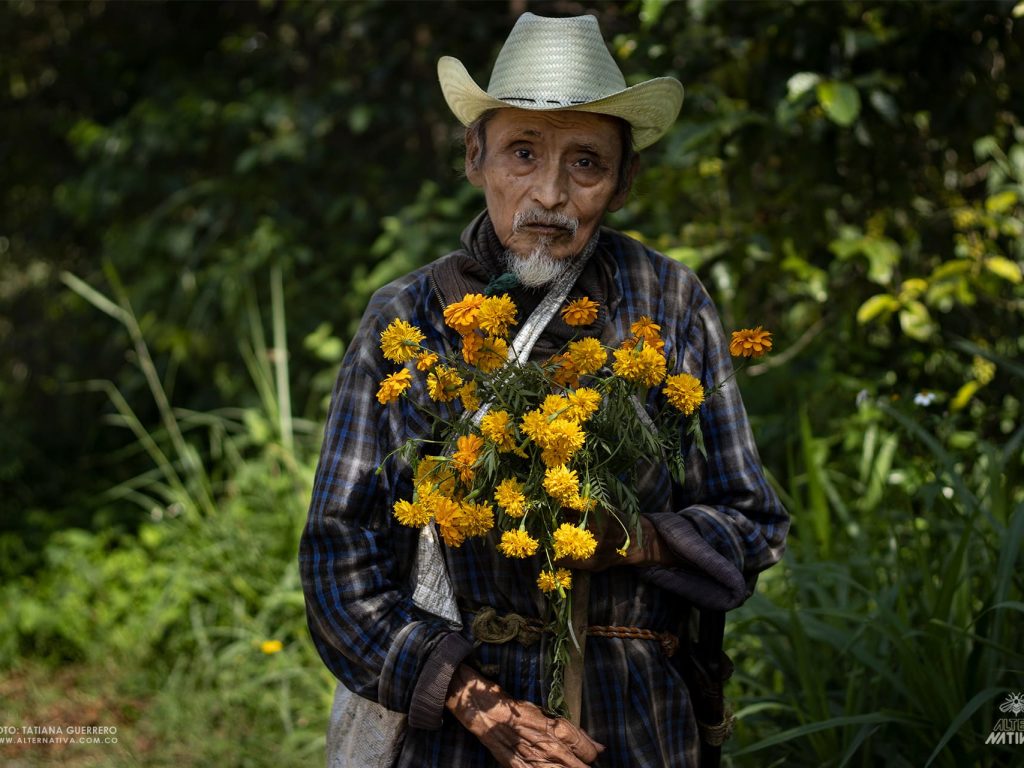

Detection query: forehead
xmin=486 ymin=108 xmax=623 ymax=149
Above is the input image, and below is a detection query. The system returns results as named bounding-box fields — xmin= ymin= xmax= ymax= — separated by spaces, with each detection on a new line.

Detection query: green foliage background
xmin=1 ymin=0 xmax=1021 ymax=766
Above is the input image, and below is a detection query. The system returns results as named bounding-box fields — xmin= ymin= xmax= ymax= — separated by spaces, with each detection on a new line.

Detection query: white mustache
xmin=512 ymin=209 xmax=579 ymax=237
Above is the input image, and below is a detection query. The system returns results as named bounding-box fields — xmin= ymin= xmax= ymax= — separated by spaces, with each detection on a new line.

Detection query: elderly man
xmin=300 ymin=12 xmax=788 ymax=768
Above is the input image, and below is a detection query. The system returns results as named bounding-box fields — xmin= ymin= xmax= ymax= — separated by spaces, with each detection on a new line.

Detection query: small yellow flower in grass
xmin=393 ymin=498 xmax=432 ymax=527
xmin=376 ymin=368 xmax=413 ymax=404
xmin=494 ymin=478 xmax=527 ymax=517
xmin=415 ymin=350 xmax=438 ymax=371
xmin=564 ymin=388 xmax=601 ymax=423
xmin=561 ymin=297 xmax=599 ymax=326
xmin=460 ymin=380 xmax=481 ymax=411
xmin=566 ymin=337 xmax=607 ymax=375
xmin=379 ymin=319 xmax=425 ymax=363
xmin=616 ymin=546 xmax=629 ymax=558
xmin=443 ymin=293 xmax=485 ymax=334
xmin=536 ymin=568 xmax=573 ymax=593
xmin=552 ymin=523 xmax=597 ymax=561
xmin=460 ymin=500 xmax=495 ymax=537
xmin=477 ymin=294 xmax=518 ymax=337
xmin=452 ymin=433 xmax=485 ymax=484
xmin=481 ymin=410 xmax=518 ymax=453
xmin=433 ymin=495 xmax=468 ymax=547
xmin=499 ymin=529 xmax=539 ymax=558
xmin=543 ymin=465 xmax=580 ymax=506
xmin=260 ymin=639 xmax=283 ymax=654
xmin=476 ymin=335 xmax=509 ymax=373
xmin=663 ymin=372 xmax=704 ymax=416
xmin=426 ymin=365 xmax=463 ymax=402
xmin=729 ymin=327 xmax=773 ymax=358
xmin=612 ymin=343 xmax=667 ymax=387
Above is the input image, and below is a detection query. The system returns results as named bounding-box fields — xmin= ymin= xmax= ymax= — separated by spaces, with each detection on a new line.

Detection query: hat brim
xmin=438 ymin=56 xmax=683 ymax=151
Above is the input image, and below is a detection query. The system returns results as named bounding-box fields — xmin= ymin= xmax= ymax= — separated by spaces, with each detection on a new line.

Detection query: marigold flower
xmin=494 ymin=478 xmax=527 ymax=517
xmin=561 ymin=297 xmax=599 ymax=326
xmin=443 ymin=293 xmax=486 ymax=334
xmin=415 ymin=456 xmax=456 ymax=497
xmin=566 ymin=337 xmax=607 ymax=375
xmin=260 ymin=640 xmax=283 ymax=654
xmin=426 ymin=365 xmax=463 ymax=402
xmin=433 ymin=495 xmax=468 ymax=547
xmin=540 ymin=394 xmax=570 ymax=419
xmin=536 ymin=568 xmax=572 ymax=593
xmin=663 ymin=373 xmax=704 ymax=416
xmin=461 ymin=332 xmax=483 ymax=365
xmin=729 ymin=327 xmax=773 ymax=358
xmin=539 ymin=419 xmax=585 ymax=467
xmin=452 ymin=433 xmax=485 ymax=484
xmin=392 ymin=498 xmax=432 ymax=527
xmin=564 ymin=388 xmax=601 ymax=423
xmin=543 ymin=465 xmax=580 ymax=506
xmin=612 ymin=343 xmax=667 ymax=387
xmin=520 ymin=409 xmax=550 ymax=444
xmin=376 ymin=368 xmax=413 ymax=404
xmin=379 ymin=319 xmax=425 ymax=363
xmin=477 ymin=294 xmax=518 ymax=338
xmin=459 ymin=381 xmax=481 ymax=412
xmin=550 ymin=354 xmax=581 ymax=388
xmin=552 ymin=523 xmax=597 ymax=561
xmin=481 ymin=410 xmax=518 ymax=453
xmin=630 ymin=316 xmax=662 ymax=340
xmin=475 ymin=335 xmax=508 ymax=373
xmin=460 ymin=500 xmax=495 ymax=537
xmin=498 ymin=529 xmax=539 ymax=559
xmin=415 ymin=350 xmax=439 ymax=371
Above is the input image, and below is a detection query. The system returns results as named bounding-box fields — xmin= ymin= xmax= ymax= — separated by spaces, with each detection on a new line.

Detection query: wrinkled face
xmin=466 ymin=109 xmax=633 ymax=263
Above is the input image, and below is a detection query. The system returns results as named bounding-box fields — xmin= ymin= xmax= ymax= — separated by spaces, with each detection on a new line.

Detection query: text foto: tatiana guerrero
xmin=0 ymin=726 xmax=118 ymax=735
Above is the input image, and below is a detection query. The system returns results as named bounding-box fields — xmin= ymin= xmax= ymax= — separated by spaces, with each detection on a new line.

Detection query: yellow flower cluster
xmin=729 ymin=327 xmax=773 ymax=358
xmin=612 ymin=343 xmax=667 ymax=387
xmin=552 ymin=523 xmax=597 ymax=561
xmin=459 ymin=381 xmax=481 ymax=411
xmin=431 ymin=495 xmax=494 ymax=548
xmin=550 ymin=337 xmax=608 ymax=387
xmin=494 ymin=478 xmax=527 ymax=517
xmin=499 ymin=529 xmax=539 ymax=558
xmin=481 ymin=410 xmax=518 ymax=453
xmin=444 ymin=293 xmax=517 ymax=373
xmin=542 ymin=465 xmax=591 ymax=512
xmin=426 ymin=365 xmax=463 ymax=402
xmin=663 ymin=372 xmax=704 ymax=415
xmin=451 ymin=433 xmax=484 ymax=484
xmin=521 ymin=410 xmax=586 ymax=467
xmin=536 ymin=568 xmax=572 ymax=593
xmin=376 ymin=369 xmax=412 ymax=405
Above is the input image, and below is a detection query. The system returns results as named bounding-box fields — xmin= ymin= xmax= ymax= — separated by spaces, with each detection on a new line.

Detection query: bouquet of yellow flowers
xmin=375 ymin=291 xmax=772 ymax=716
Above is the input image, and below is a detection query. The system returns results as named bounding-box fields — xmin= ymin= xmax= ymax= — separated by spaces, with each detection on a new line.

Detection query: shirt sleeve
xmin=298 ymin=284 xmax=473 ymax=730
xmin=641 ymin=282 xmax=790 ymax=611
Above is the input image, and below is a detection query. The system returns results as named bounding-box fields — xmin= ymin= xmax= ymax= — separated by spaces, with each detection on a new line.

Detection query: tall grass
xmin=728 ymin=380 xmax=1024 ymax=766
xmin=0 ymin=268 xmax=334 ymax=767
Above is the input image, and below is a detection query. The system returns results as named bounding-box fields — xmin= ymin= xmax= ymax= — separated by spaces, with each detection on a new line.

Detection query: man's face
xmin=466 ymin=109 xmax=633 ymax=264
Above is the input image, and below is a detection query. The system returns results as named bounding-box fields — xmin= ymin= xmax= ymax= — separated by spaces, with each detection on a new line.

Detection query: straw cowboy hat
xmin=438 ymin=12 xmax=684 ymax=151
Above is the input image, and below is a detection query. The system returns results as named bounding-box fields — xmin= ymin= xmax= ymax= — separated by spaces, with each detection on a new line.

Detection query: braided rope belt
xmin=697 ymin=703 xmax=736 ymax=747
xmin=469 ymin=608 xmax=679 ymax=657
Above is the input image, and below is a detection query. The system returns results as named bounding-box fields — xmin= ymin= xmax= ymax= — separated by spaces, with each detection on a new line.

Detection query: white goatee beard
xmin=502 ymin=241 xmax=573 ymax=289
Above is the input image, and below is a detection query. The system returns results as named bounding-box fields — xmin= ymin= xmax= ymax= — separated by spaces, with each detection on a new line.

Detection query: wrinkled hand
xmin=445 ymin=664 xmax=604 ymax=767
xmin=558 ymin=514 xmax=677 ymax=572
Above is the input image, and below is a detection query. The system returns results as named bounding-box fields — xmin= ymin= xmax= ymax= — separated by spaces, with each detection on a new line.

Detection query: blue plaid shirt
xmin=299 ymin=226 xmax=788 ymax=767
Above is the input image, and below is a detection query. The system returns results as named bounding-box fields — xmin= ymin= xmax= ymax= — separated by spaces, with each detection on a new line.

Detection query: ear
xmin=606 ymin=154 xmax=640 ymax=212
xmin=465 ymin=130 xmax=484 ymax=187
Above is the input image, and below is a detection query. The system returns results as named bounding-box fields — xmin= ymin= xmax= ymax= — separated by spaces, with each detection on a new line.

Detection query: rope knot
xmin=471 ymin=607 xmax=543 ymax=647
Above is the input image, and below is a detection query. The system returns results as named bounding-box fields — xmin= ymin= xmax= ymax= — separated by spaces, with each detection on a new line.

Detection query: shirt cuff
xmin=407 ymin=632 xmax=475 ymax=730
xmin=640 ymin=511 xmax=748 ymax=611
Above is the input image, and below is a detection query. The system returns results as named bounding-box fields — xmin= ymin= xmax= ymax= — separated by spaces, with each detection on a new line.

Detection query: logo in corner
xmin=986 ymin=692 xmax=1024 ymax=745
xmin=999 ymin=692 xmax=1024 ymax=717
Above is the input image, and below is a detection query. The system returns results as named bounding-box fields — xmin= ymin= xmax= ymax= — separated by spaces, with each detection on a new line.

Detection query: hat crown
xmin=486 ymin=13 xmax=627 ymax=108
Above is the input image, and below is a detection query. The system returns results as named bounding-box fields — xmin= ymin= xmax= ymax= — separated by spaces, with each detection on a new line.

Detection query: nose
xmin=530 ymin=158 xmax=569 ymax=210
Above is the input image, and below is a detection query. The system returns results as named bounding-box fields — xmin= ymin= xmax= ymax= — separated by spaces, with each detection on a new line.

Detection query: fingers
xmin=551 ymin=718 xmax=604 ymax=761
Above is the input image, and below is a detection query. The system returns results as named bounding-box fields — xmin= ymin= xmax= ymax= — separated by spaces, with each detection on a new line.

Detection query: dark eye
xmin=576 ymin=158 xmax=593 ymax=168
xmin=514 ymin=148 xmax=532 ymax=160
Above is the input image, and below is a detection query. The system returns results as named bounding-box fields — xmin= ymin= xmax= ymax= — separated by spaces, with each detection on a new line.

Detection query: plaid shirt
xmin=299 ymin=226 xmax=789 ymax=767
